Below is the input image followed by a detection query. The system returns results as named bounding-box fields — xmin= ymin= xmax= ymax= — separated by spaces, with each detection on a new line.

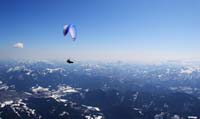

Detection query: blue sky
xmin=0 ymin=0 xmax=200 ymax=62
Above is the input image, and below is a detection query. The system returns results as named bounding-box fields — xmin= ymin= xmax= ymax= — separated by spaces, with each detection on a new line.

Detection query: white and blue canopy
xmin=63 ymin=24 xmax=77 ymax=41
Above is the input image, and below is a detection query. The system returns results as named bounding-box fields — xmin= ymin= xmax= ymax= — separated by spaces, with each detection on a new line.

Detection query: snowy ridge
xmin=31 ymin=85 xmax=78 ymax=102
xmin=46 ymin=68 xmax=65 ymax=73
xmin=0 ymin=99 xmax=39 ymax=118
xmin=180 ymin=66 xmax=200 ymax=74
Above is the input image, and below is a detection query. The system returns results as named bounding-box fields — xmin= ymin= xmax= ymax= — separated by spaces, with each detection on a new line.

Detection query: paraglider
xmin=63 ymin=24 xmax=77 ymax=64
xmin=66 ymin=59 xmax=74 ymax=64
xmin=63 ymin=24 xmax=77 ymax=40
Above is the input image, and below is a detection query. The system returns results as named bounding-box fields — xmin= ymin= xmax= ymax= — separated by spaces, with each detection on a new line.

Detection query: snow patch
xmin=46 ymin=68 xmax=65 ymax=73
xmin=59 ymin=111 xmax=69 ymax=116
xmin=180 ymin=66 xmax=200 ymax=74
xmin=188 ymin=116 xmax=198 ymax=119
xmin=0 ymin=84 xmax=9 ymax=91
xmin=85 ymin=115 xmax=103 ymax=119
xmin=82 ymin=105 xmax=100 ymax=112
xmin=0 ymin=100 xmax=14 ymax=108
xmin=31 ymin=86 xmax=49 ymax=94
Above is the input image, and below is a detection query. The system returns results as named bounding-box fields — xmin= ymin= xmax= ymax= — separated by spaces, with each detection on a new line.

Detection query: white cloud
xmin=13 ymin=43 xmax=24 ymax=48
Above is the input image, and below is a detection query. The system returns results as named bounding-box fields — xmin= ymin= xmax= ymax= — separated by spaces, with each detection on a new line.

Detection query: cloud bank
xmin=13 ymin=43 xmax=24 ymax=49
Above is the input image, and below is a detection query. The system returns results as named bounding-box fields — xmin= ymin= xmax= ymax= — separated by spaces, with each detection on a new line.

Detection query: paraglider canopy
xmin=63 ymin=24 xmax=77 ymax=41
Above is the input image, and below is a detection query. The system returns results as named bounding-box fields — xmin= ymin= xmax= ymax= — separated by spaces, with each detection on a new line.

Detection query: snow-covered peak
xmin=0 ymin=100 xmax=14 ymax=108
xmin=180 ymin=66 xmax=200 ymax=74
xmin=31 ymin=86 xmax=49 ymax=94
xmin=46 ymin=68 xmax=65 ymax=73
